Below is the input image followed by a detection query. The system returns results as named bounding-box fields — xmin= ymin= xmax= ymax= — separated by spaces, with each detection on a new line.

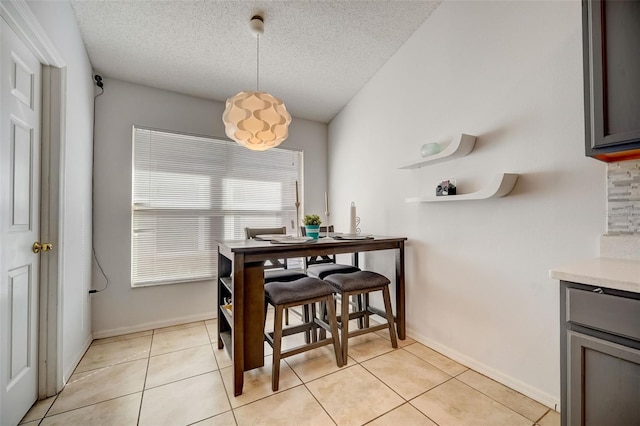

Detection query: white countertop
xmin=550 ymin=257 xmax=640 ymax=294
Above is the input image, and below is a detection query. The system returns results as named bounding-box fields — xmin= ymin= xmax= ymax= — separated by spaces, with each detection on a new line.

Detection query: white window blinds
xmin=132 ymin=127 xmax=302 ymax=287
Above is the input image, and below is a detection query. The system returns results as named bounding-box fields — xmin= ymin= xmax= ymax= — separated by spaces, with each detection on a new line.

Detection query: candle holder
xmin=324 ymin=211 xmax=330 ymax=238
xmin=295 ymin=201 xmax=301 ymax=237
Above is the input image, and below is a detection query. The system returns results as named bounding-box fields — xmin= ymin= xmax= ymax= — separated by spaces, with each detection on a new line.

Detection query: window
xmin=131 ymin=127 xmax=302 ymax=287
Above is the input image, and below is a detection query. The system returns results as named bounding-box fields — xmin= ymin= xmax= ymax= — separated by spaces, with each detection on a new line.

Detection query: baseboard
xmin=406 ymin=326 xmax=560 ymax=411
xmin=92 ymin=311 xmax=217 ymax=340
xmin=63 ymin=332 xmax=93 ymax=383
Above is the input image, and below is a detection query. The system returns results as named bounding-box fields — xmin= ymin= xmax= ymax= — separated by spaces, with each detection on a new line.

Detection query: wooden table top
xmin=217 ymin=235 xmax=407 ymax=262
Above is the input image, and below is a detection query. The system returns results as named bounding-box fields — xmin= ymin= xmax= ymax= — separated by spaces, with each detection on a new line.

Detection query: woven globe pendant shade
xmin=223 ymin=90 xmax=291 ymax=151
xmin=223 ymin=14 xmax=291 ymax=151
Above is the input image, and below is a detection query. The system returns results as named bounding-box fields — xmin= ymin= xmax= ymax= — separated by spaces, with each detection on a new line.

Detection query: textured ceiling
xmin=70 ymin=0 xmax=440 ymax=123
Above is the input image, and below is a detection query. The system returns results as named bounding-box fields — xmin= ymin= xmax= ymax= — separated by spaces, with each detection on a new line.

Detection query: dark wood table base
xmin=216 ymin=236 xmax=407 ymax=396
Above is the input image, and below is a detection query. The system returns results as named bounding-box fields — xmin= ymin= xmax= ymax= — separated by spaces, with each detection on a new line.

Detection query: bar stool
xmin=301 ymin=225 xmax=363 ymax=327
xmin=301 ymin=226 xmax=360 ymax=279
xmin=245 ymin=226 xmax=308 ymax=325
xmin=323 ymin=271 xmax=397 ymax=364
xmin=264 ymin=277 xmax=343 ymax=391
xmin=245 ymin=226 xmax=307 ymax=283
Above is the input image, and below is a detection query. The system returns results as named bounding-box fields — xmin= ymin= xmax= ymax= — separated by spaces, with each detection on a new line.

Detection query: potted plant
xmin=303 ymin=214 xmax=322 ymax=239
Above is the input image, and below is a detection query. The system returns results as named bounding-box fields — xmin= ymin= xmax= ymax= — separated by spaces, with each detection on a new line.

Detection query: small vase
xmin=420 ymin=142 xmax=441 ymax=157
xmin=305 ymin=225 xmax=320 ymax=239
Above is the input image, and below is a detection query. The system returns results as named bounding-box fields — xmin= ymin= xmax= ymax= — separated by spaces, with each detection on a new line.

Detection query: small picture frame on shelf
xmin=436 ymin=179 xmax=456 ymax=196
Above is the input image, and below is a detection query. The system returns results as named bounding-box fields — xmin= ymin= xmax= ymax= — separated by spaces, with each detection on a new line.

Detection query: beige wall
xmin=328 ymin=1 xmax=606 ymax=407
xmin=91 ymin=78 xmax=328 ymax=336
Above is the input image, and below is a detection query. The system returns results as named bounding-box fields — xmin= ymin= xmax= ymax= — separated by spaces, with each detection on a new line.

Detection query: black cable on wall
xmin=89 ymin=74 xmax=108 ymax=294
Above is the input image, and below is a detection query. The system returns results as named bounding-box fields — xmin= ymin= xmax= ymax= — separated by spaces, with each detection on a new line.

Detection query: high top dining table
xmin=216 ymin=235 xmax=407 ymax=396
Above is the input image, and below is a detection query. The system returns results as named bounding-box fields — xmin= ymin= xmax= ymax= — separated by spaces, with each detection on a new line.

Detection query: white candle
xmin=295 ymin=181 xmax=299 ymax=204
xmin=324 ymin=191 xmax=329 ymax=214
xmin=349 ymin=202 xmax=356 ymax=234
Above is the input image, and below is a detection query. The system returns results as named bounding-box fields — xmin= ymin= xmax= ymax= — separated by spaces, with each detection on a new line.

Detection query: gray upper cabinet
xmin=583 ymin=0 xmax=640 ymax=162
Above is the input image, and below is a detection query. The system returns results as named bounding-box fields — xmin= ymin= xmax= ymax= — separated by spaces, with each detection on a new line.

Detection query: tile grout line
xmin=38 ymin=391 xmax=143 ymax=421
xmin=293 ymin=341 xmax=407 ymax=426
xmin=443 ymin=378 xmax=538 ymax=424
xmin=302 ymin=380 xmax=339 ymax=425
xmin=150 ymin=341 xmax=213 ymax=359
xmin=205 ymin=322 xmax=240 ymax=423
xmin=91 ymin=332 xmax=153 ymax=346
xmin=354 ymin=350 xmax=414 ymax=421
xmin=455 ymin=373 xmax=550 ymax=424
xmin=401 ymin=344 xmax=556 ymax=422
xmin=35 ymin=336 xmax=150 ymax=421
xmin=402 ymin=342 xmax=471 ymax=377
xmin=214 ymin=368 xmax=239 ymax=426
xmin=358 ymin=360 xmax=410 ymax=402
xmin=355 ymin=343 xmax=460 ymax=400
xmin=27 ymin=323 xmax=217 ymax=426
xmin=407 ymin=375 xmax=458 ymax=403
xmin=136 ymin=333 xmax=153 ymax=426
xmin=405 ymin=380 xmax=454 ymax=426
xmin=40 ymin=321 xmax=551 ymax=426
xmin=41 ymin=395 xmax=59 ymax=422
xmin=23 ymin=393 xmax=60 ymax=424
xmin=223 ymin=331 xmax=347 ymax=420
xmin=533 ymin=408 xmax=552 ymax=424
xmin=141 ymin=325 xmax=232 ymax=425
xmin=73 ymin=349 xmax=150 ymax=376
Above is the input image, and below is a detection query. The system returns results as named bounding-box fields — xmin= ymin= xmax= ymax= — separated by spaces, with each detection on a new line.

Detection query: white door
xmin=0 ymin=17 xmax=42 ymax=426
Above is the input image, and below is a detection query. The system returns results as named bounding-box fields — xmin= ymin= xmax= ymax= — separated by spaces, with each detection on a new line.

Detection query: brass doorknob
xmin=33 ymin=242 xmax=53 ymax=253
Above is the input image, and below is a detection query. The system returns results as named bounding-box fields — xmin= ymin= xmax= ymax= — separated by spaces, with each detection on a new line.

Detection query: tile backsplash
xmin=608 ymin=160 xmax=640 ymax=234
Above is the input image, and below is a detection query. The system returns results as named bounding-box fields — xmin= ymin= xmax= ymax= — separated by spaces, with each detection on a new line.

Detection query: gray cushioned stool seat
xmin=265 ymin=277 xmax=334 ymax=305
xmin=322 ymin=270 xmax=396 ymax=365
xmin=324 ymin=271 xmax=390 ymax=292
xmin=265 ymin=269 xmax=309 ymax=327
xmin=306 ymin=263 xmax=361 ymax=280
xmin=264 ymin=276 xmax=343 ymax=392
xmin=264 ymin=269 xmax=308 ymax=283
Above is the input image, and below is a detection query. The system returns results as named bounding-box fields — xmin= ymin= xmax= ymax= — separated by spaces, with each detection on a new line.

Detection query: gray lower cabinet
xmin=560 ymin=281 xmax=640 ymax=426
xmin=568 ymin=332 xmax=640 ymax=425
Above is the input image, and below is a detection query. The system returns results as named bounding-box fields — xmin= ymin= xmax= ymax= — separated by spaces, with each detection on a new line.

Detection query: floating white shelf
xmin=399 ymin=134 xmax=477 ymax=169
xmin=405 ymin=173 xmax=519 ymax=203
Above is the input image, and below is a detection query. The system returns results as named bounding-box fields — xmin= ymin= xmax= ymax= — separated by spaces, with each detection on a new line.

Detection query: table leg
xmin=395 ymin=242 xmax=406 ymax=339
xmin=232 ymin=258 xmax=266 ymax=396
xmin=232 ymin=253 xmax=245 ymax=396
xmin=351 ymin=252 xmax=365 ymax=329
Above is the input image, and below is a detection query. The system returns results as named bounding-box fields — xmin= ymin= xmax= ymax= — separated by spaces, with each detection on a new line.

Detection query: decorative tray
xmin=270 ymin=236 xmax=315 ymax=244
xmin=255 ymin=234 xmax=295 ymax=241
xmin=332 ymin=234 xmax=374 ymax=240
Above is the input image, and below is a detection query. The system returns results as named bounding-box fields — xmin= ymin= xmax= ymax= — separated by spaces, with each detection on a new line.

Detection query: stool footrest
xmin=278 ymin=337 xmax=337 ymax=359
xmin=346 ymin=323 xmax=388 ymax=338
xmin=336 ymin=306 xmax=389 ymax=323
xmin=265 ymin=280 xmax=343 ymax=392
xmin=366 ymin=304 xmax=396 ymax=322
xmin=280 ymin=322 xmax=314 ymax=338
xmin=265 ymin=315 xmax=334 ymax=344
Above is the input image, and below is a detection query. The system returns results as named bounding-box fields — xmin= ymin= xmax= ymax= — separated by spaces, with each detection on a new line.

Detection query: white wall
xmin=92 ymin=78 xmax=328 ymax=336
xmin=328 ymin=1 xmax=606 ymax=407
xmin=26 ymin=1 xmax=95 ymax=380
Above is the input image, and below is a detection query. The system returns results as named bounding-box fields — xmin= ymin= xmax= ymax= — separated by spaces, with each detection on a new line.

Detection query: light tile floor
xmin=20 ymin=318 xmax=561 ymax=426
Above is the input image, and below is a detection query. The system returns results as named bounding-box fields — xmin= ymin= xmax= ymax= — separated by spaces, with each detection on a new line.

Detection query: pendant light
xmin=222 ymin=14 xmax=292 ymax=151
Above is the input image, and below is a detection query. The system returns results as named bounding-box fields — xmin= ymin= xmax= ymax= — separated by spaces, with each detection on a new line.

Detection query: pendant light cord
xmin=256 ymin=34 xmax=260 ymax=91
